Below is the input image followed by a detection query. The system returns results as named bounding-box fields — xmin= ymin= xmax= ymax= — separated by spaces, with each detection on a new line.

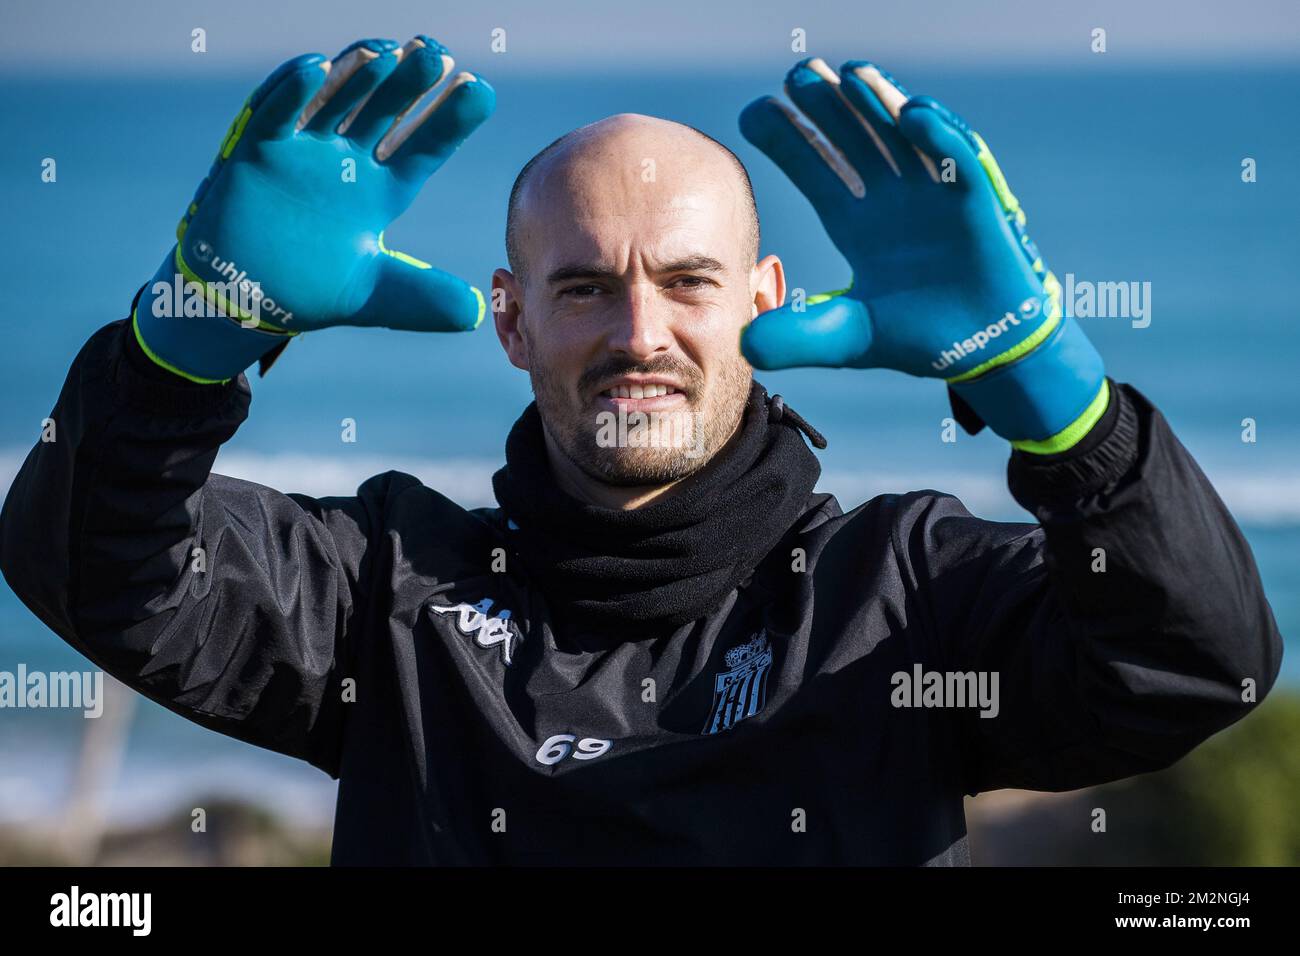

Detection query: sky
xmin=1 ymin=0 xmax=1298 ymax=74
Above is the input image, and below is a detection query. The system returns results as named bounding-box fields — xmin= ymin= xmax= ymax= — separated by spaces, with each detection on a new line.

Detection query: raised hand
xmin=738 ymin=58 xmax=1106 ymax=451
xmin=136 ymin=36 xmax=495 ymax=383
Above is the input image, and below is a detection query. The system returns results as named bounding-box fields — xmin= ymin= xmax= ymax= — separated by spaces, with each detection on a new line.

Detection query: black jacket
xmin=0 ymin=317 xmax=1283 ymax=865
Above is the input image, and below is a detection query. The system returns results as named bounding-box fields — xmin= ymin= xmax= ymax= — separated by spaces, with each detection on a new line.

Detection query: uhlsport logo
xmin=929 ymin=294 xmax=1043 ymax=374
xmin=704 ymin=629 xmax=773 ymax=734
xmin=150 ymin=238 xmax=295 ymax=326
xmin=430 ymin=597 xmax=520 ymax=666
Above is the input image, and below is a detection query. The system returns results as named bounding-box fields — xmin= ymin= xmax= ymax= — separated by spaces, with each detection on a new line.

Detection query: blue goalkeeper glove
xmin=135 ymin=35 xmax=495 ymax=383
xmin=738 ymin=57 xmax=1107 ymax=453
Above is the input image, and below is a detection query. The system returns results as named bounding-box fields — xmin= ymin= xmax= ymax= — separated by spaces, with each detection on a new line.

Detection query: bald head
xmin=505 ymin=113 xmax=760 ymax=282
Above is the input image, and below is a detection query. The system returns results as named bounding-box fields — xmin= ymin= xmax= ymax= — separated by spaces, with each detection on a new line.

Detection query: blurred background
xmin=1 ymin=0 xmax=1297 ymax=865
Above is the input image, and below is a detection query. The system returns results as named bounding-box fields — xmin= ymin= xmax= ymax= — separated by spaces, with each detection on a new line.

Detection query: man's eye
xmin=561 ymin=284 xmax=602 ymax=297
xmin=671 ymin=275 xmax=711 ymax=289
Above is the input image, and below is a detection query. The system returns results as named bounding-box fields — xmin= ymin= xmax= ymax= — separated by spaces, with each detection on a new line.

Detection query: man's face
xmin=494 ymin=115 xmax=783 ymax=490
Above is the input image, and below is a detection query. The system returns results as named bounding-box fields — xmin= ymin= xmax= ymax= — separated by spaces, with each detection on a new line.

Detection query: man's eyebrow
xmin=546 ymin=255 xmax=728 ymax=284
xmin=660 ymin=255 xmax=727 ymax=275
xmin=547 ymin=263 xmax=621 ymax=284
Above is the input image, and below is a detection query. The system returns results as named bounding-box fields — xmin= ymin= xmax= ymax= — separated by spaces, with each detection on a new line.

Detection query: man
xmin=0 ymin=35 xmax=1282 ymax=865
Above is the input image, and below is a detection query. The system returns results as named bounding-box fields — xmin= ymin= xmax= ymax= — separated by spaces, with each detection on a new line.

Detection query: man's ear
xmin=492 ymin=268 xmax=530 ymax=371
xmin=751 ymin=254 xmax=786 ymax=318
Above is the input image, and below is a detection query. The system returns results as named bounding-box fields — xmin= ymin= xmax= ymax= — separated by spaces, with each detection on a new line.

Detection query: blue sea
xmin=2 ymin=65 xmax=1297 ymax=826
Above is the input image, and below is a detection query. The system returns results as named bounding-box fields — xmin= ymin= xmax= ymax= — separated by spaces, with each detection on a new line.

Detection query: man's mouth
xmin=593 ymin=377 xmax=689 ymax=411
xmin=601 ymin=383 xmax=679 ymax=399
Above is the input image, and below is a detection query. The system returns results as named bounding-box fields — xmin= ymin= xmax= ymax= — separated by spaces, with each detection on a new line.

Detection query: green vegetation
xmin=1111 ymin=690 xmax=1300 ymax=865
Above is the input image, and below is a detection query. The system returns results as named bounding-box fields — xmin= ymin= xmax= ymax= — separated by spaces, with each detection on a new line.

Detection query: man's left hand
xmin=738 ymin=57 xmax=1108 ymax=453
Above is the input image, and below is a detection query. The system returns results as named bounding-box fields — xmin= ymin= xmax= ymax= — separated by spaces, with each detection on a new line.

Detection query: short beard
xmin=529 ymin=348 xmax=752 ymax=488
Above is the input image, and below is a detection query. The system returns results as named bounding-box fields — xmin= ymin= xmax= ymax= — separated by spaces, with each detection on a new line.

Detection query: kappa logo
xmin=429 ymin=597 xmax=520 ymax=665
xmin=703 ymin=629 xmax=773 ymax=734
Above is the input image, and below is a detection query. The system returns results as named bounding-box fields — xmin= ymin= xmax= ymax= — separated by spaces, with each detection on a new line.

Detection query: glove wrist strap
xmin=133 ymin=247 xmax=297 ymax=383
xmin=948 ymin=313 xmax=1106 ymax=450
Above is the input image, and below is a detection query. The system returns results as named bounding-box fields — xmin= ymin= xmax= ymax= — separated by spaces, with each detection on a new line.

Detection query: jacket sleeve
xmin=0 ymin=311 xmax=394 ymax=777
xmin=899 ymin=379 xmax=1284 ymax=794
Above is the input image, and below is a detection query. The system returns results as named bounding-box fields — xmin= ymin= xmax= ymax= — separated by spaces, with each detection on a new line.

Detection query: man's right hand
xmin=134 ymin=36 xmax=495 ymax=383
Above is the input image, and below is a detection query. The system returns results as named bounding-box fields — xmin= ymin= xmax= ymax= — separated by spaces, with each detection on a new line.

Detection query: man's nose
xmin=606 ymin=286 xmax=675 ymax=360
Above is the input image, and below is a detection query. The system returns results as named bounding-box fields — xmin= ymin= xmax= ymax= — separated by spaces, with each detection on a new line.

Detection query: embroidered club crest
xmin=704 ymin=629 xmax=773 ymax=734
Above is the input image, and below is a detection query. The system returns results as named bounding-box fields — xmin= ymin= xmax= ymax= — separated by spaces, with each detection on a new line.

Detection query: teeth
xmin=603 ymin=384 xmax=678 ymax=399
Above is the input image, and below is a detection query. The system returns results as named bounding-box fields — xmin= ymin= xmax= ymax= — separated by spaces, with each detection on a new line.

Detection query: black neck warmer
xmin=491 ymin=382 xmax=826 ymax=634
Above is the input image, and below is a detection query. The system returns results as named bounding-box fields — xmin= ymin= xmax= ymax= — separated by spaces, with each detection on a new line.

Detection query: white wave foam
xmin=2 ymin=446 xmax=1300 ymax=524
xmin=211 ymin=450 xmax=503 ymax=509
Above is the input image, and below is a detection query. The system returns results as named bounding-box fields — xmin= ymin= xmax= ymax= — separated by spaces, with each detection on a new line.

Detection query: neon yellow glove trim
xmin=945 ymin=280 xmax=1063 ymax=384
xmin=173 ymin=246 xmax=295 ymax=334
xmin=1010 ymin=378 xmax=1111 ymax=455
xmin=131 ymin=307 xmax=234 ymax=385
xmin=377 ymin=230 xmax=432 ymax=269
xmin=806 ymin=282 xmax=853 ymax=307
xmin=972 ymin=131 xmax=1026 ymax=228
xmin=220 ymin=101 xmax=253 ymax=161
xmin=471 ymin=286 xmax=487 ymax=328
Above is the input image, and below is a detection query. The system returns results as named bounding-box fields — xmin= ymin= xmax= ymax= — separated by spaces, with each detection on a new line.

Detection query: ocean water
xmin=1 ymin=65 xmax=1297 ymax=826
